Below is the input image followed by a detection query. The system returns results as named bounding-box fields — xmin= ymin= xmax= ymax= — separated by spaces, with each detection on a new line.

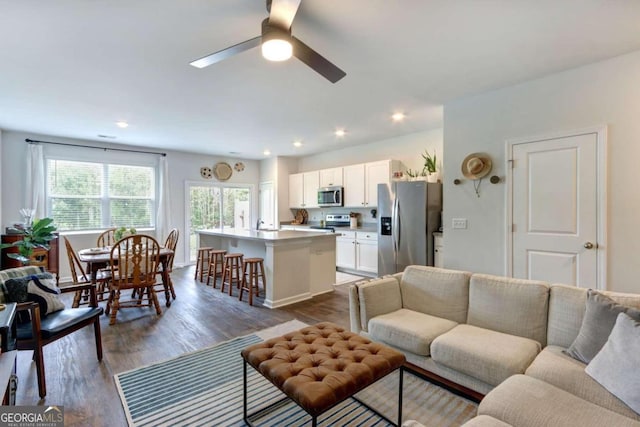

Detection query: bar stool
xmin=239 ymin=258 xmax=266 ymax=306
xmin=194 ymin=247 xmax=214 ymax=282
xmin=206 ymin=249 xmax=227 ymax=287
xmin=221 ymin=253 xmax=244 ymax=296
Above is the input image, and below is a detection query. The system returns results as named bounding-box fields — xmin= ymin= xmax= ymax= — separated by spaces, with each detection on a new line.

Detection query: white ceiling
xmin=1 ymin=0 xmax=640 ymax=159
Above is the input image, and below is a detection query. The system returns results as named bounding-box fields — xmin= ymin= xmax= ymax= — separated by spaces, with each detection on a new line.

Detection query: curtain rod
xmin=25 ymin=138 xmax=167 ymax=157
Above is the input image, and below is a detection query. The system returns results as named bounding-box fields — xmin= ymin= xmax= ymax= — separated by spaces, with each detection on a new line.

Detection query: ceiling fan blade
xmin=291 ymin=36 xmax=346 ymax=83
xmin=190 ymin=36 xmax=262 ymax=68
xmin=268 ymin=0 xmax=301 ymax=30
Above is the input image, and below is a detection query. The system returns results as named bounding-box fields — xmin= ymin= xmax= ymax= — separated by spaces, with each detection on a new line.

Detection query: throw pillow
xmin=3 ymin=273 xmax=65 ymax=322
xmin=585 ymin=313 xmax=640 ymax=415
xmin=565 ymin=290 xmax=640 ymax=364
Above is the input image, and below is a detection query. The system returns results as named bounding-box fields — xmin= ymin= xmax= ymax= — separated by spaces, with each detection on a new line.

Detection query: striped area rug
xmin=115 ymin=323 xmax=477 ymax=426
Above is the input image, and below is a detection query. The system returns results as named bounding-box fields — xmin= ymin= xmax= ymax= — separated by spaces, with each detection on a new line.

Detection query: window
xmin=187 ymin=184 xmax=251 ymax=261
xmin=47 ymin=159 xmax=155 ymax=231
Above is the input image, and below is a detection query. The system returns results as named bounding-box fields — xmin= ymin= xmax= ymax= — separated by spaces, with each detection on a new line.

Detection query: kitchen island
xmin=197 ymin=229 xmax=337 ymax=308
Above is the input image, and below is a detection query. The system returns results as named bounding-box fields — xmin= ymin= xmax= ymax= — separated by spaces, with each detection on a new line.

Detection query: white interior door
xmin=259 ymin=181 xmax=275 ymax=229
xmin=509 ymin=130 xmax=605 ymax=288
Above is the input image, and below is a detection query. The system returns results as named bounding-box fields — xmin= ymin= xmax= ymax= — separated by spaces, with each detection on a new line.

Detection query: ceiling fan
xmin=190 ymin=0 xmax=346 ymax=83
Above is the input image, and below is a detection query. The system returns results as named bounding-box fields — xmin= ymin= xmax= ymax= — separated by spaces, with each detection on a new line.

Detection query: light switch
xmin=452 ymin=218 xmax=467 ymax=229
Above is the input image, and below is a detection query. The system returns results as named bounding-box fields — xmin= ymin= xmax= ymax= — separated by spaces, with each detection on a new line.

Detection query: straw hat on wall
xmin=461 ymin=153 xmax=492 ymax=180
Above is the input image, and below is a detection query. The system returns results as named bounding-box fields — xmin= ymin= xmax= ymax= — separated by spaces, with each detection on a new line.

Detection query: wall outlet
xmin=452 ymin=218 xmax=467 ymax=229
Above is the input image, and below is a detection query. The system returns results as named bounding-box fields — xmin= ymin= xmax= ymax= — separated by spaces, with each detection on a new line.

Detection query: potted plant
xmin=0 ymin=217 xmax=57 ymax=265
xmin=114 ymin=226 xmax=137 ymax=241
xmin=422 ymin=149 xmax=438 ymax=182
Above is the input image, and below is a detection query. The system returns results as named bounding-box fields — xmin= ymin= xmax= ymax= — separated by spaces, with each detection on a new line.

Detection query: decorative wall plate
xmin=234 ymin=162 xmax=245 ymax=172
xmin=213 ymin=162 xmax=233 ymax=181
xmin=200 ymin=166 xmax=213 ymax=179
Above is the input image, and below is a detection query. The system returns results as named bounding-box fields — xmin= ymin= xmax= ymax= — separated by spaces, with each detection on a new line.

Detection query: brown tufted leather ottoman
xmin=241 ymin=322 xmax=407 ymax=426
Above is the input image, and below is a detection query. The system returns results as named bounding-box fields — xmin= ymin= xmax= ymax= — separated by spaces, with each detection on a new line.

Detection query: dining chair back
xmin=106 ymin=234 xmax=162 ymax=324
xmin=64 ymin=237 xmax=111 ymax=306
xmin=96 ymin=228 xmax=117 ymax=247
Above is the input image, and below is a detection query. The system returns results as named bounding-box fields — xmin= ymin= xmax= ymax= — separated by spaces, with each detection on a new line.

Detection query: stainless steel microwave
xmin=317 ymin=186 xmax=343 ymax=207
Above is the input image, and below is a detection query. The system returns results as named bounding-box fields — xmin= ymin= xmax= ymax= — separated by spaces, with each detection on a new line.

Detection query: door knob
xmin=584 ymin=242 xmax=595 ymax=249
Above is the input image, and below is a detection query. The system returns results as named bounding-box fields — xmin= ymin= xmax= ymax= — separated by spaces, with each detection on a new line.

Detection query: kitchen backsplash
xmin=306 ymin=207 xmax=377 ymax=224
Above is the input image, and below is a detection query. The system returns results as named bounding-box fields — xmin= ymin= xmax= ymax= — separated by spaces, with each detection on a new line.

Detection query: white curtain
xmin=26 ymin=143 xmax=46 ymax=219
xmin=156 ymin=156 xmax=172 ymax=241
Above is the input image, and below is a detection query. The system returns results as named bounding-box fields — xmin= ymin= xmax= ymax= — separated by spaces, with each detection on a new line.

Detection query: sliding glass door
xmin=187 ymin=183 xmax=252 ymax=262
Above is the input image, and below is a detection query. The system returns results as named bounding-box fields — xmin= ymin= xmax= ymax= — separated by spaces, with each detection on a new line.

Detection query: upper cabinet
xmin=289 ymin=173 xmax=304 ymax=208
xmin=319 ymin=167 xmax=343 ymax=187
xmin=343 ymin=160 xmax=399 ymax=207
xmin=289 ymin=171 xmax=320 ymax=208
xmin=290 ymin=160 xmax=398 ymax=209
xmin=343 ymin=164 xmax=366 ymax=207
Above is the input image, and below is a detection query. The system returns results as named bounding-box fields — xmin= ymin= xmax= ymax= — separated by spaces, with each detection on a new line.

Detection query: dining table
xmin=78 ymin=246 xmax=175 ymax=307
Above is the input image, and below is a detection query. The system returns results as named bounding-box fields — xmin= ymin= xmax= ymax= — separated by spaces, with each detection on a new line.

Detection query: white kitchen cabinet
xmin=343 ymin=160 xmax=398 ymax=208
xmin=434 ymin=232 xmax=443 ymax=268
xmin=303 ymin=171 xmax=319 ymax=208
xmin=342 ymin=164 xmax=366 ymax=207
xmin=289 ymin=171 xmax=319 ymax=208
xmin=365 ymin=160 xmax=392 ymax=208
xmin=336 ymin=231 xmax=356 ymax=269
xmin=355 ymin=232 xmax=378 ymax=274
xmin=319 ymin=167 xmax=343 ymax=187
xmin=336 ymin=230 xmax=378 ymax=274
xmin=289 ymin=173 xmax=304 ymax=208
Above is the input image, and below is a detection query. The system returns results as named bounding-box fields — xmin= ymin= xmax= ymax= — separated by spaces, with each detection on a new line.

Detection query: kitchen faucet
xmin=256 ymin=219 xmax=264 ymax=230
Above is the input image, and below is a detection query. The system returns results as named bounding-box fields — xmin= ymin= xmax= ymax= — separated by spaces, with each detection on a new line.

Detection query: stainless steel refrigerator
xmin=378 ymin=181 xmax=442 ymax=276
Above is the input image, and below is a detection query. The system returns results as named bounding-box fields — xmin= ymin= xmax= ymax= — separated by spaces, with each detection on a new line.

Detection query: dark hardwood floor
xmin=15 ymin=266 xmax=352 ymax=426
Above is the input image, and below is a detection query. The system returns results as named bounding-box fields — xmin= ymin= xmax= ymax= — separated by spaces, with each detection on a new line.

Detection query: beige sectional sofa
xmin=348 ymin=265 xmax=640 ymax=426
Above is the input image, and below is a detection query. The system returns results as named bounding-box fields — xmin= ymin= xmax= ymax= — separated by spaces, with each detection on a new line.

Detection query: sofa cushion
xmin=368 ymin=308 xmax=458 ymax=356
xmin=356 ymin=277 xmax=402 ymax=332
xmin=586 ymin=313 xmax=640 ymax=416
xmin=547 ymin=284 xmax=588 ymax=348
xmin=400 ymin=266 xmax=472 ymax=323
xmin=467 ymin=274 xmax=549 ymax=346
xmin=431 ymin=324 xmax=541 ymax=386
xmin=566 ymin=290 xmax=640 ymax=364
xmin=478 ymin=375 xmax=640 ymax=427
xmin=525 ymin=345 xmax=640 ymax=420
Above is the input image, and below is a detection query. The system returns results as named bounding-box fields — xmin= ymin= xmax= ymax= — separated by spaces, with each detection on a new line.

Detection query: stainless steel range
xmin=309 ymin=214 xmax=350 ymax=232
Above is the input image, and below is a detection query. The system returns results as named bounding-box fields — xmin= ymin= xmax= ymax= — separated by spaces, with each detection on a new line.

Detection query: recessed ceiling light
xmin=115 ymin=121 xmax=129 ymax=128
xmin=263 ymin=149 xmax=271 ymax=156
xmin=391 ymin=112 xmax=406 ymax=122
xmin=293 ymin=141 xmax=303 ymax=147
xmin=335 ymin=129 xmax=346 ymax=137
xmin=97 ymin=134 xmax=117 ymax=139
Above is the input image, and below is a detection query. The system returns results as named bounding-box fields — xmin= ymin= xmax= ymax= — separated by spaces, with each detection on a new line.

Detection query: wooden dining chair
xmin=159 ymin=228 xmax=179 ymax=300
xmin=105 ymin=234 xmax=162 ymax=325
xmin=96 ymin=228 xmax=117 ymax=247
xmin=64 ymin=236 xmax=111 ymax=306
xmin=135 ymin=228 xmax=179 ymax=305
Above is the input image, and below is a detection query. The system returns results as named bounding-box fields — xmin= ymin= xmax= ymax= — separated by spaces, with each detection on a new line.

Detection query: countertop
xmin=197 ymin=228 xmax=336 ymax=242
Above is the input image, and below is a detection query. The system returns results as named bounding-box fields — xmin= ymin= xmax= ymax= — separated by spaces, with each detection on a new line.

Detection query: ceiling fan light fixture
xmin=262 ymin=38 xmax=292 ymax=61
xmin=261 ymin=20 xmax=292 ymax=61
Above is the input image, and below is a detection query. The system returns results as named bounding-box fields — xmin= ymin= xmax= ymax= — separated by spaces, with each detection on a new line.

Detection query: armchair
xmin=12 ymin=280 xmax=103 ymax=398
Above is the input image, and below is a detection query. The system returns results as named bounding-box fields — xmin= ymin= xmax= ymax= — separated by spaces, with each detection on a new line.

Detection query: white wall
xmin=0 ymin=131 xmax=261 ymax=280
xmin=443 ymin=49 xmax=640 ymax=293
